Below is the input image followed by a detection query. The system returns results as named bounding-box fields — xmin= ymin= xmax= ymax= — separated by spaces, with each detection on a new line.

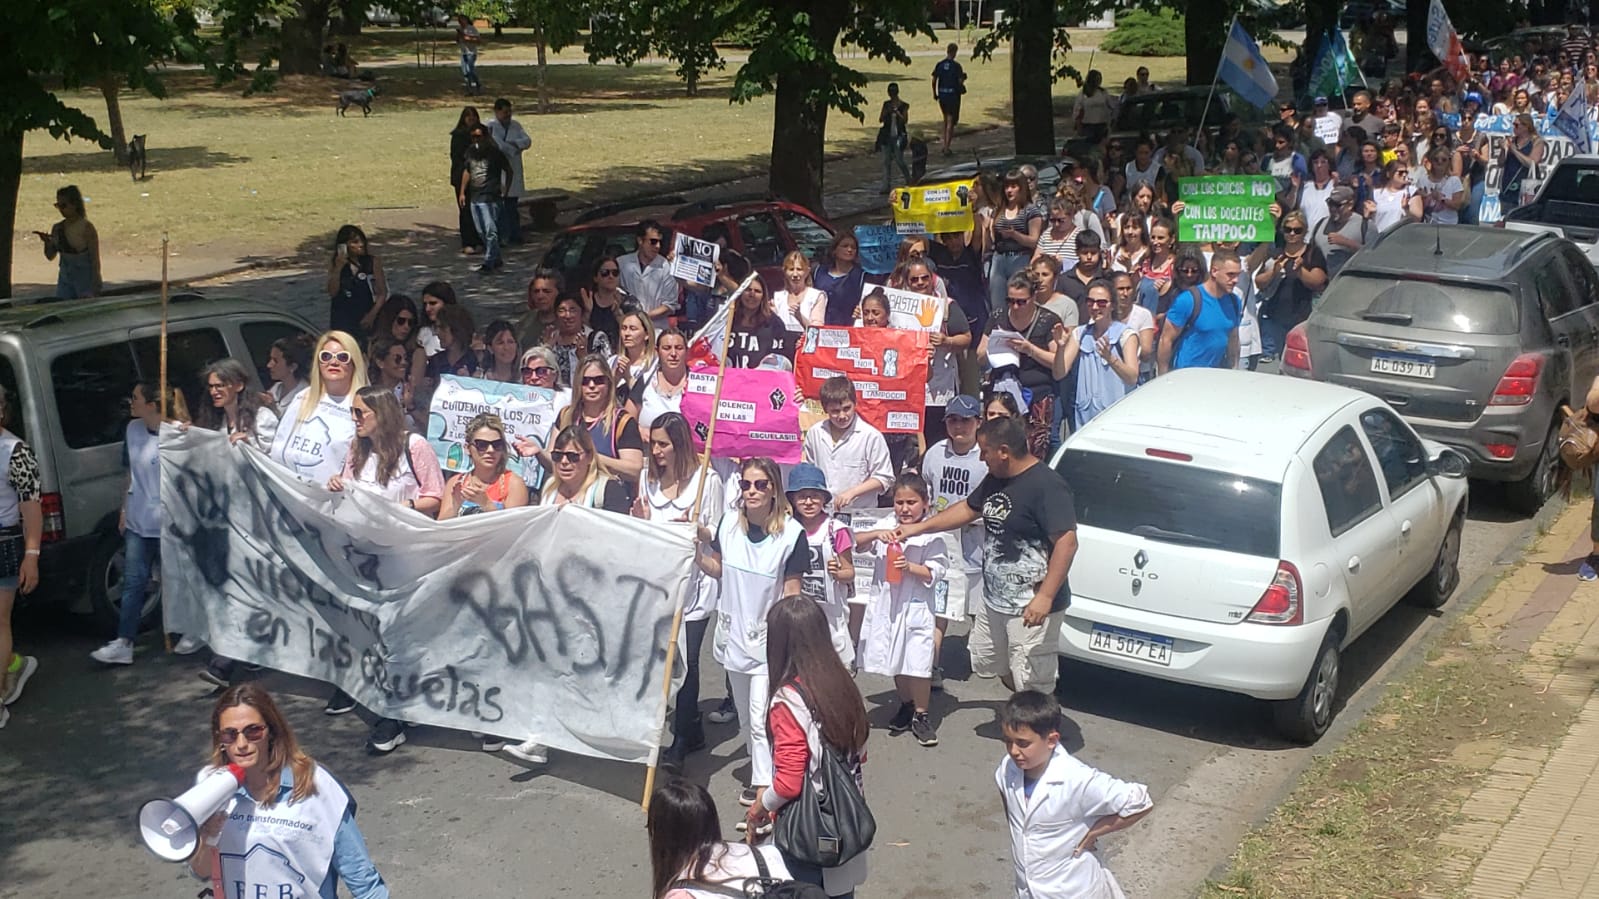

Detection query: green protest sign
xmin=1177 ymin=175 xmax=1277 ymax=243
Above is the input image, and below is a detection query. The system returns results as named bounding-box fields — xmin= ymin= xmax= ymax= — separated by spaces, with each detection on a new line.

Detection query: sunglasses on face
xmin=1284 ymin=226 xmax=1307 ymax=234
xmin=350 ymin=407 xmax=370 ymax=422
xmin=1086 ymin=298 xmax=1112 ymax=307
xmin=1007 ymin=297 xmax=1031 ymax=306
xmin=319 ymin=351 xmax=351 ymax=364
xmin=206 ymin=382 xmax=227 ymax=392
xmin=1178 ymin=265 xmax=1201 ymax=274
xmin=599 ymin=268 xmax=619 ymax=276
xmin=739 ymin=478 xmax=773 ymax=492
xmin=550 ymin=450 xmax=584 ymax=464
xmin=219 ymin=723 xmax=268 ymax=743
xmin=395 ymin=315 xmax=414 ymax=325
xmin=580 ymin=375 xmax=607 ymax=387
xmin=522 ymin=365 xmax=554 ymax=377
xmin=645 ymin=238 xmax=662 ymax=246
xmin=472 ymin=438 xmax=507 ymax=453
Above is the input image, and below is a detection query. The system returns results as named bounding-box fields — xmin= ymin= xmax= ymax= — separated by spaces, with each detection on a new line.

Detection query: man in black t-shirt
xmin=457 ymin=124 xmax=508 ymax=273
xmin=931 ymin=43 xmax=967 ymax=157
xmin=881 ymin=415 xmax=1078 ymax=693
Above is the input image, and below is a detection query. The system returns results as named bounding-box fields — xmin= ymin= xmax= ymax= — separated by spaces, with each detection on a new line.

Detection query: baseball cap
xmin=1314 ymin=95 xmax=1329 ymax=106
xmin=1329 ymin=185 xmax=1356 ymax=205
xmin=946 ymin=394 xmax=982 ymax=419
xmin=784 ymin=462 xmax=832 ymax=501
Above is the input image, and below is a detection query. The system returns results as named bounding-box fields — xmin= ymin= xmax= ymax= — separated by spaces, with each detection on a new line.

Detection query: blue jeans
xmin=1260 ymin=318 xmax=1289 ymax=358
xmin=499 ymin=197 xmax=522 ymax=245
xmin=469 ymin=201 xmax=501 ymax=269
xmin=460 ymin=51 xmax=480 ymax=90
xmin=988 ymin=251 xmax=1030 ymax=315
xmin=780 ymin=853 xmax=854 ymax=899
xmin=119 ymin=533 xmax=160 ymax=642
xmin=1463 ymin=179 xmax=1486 ymax=225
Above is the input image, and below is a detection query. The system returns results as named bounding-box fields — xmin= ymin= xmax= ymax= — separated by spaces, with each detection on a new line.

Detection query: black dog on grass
xmin=336 ymin=86 xmax=380 ymax=117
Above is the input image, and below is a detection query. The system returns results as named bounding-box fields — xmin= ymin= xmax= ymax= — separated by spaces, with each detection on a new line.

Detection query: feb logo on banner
xmin=681 ymin=368 xmax=804 ymax=464
xmin=796 ymin=326 xmax=929 ymax=434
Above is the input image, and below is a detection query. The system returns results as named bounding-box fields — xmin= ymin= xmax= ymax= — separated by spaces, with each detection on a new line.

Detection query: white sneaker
xmin=90 ymin=640 xmax=133 ymax=666
xmin=0 ymin=704 xmax=8 ymax=728
xmin=503 ymin=739 xmax=548 ymax=764
xmin=172 ymin=635 xmax=204 ymax=655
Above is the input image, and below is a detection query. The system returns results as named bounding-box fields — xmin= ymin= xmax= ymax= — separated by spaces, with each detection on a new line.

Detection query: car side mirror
xmin=1427 ymin=447 xmax=1469 ymax=479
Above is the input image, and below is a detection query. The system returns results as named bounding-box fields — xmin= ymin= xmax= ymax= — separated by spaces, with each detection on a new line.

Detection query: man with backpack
xmin=1311 ymin=185 xmax=1373 ymax=279
xmin=1156 ymin=249 xmax=1242 ymax=374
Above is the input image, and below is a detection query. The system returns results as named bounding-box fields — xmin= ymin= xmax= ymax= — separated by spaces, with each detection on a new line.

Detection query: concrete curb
xmin=1194 ymin=494 xmax=1575 ymax=893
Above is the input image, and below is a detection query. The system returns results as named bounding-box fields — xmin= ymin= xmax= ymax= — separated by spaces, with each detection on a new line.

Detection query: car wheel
xmin=1505 ymin=420 xmax=1560 ymax=515
xmin=1272 ymin=629 xmax=1341 ymax=744
xmin=86 ymin=533 xmax=162 ymax=636
xmin=1408 ymin=511 xmax=1463 ymax=609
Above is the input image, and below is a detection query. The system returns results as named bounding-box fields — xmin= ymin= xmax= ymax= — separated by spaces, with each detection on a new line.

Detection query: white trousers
xmin=728 ymin=669 xmax=773 ymax=786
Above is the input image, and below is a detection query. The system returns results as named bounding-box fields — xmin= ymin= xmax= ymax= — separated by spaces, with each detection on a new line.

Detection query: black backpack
xmin=671 ymin=847 xmax=828 ymax=898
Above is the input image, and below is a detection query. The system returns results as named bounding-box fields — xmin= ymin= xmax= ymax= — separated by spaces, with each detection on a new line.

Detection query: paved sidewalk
xmin=1430 ymin=502 xmax=1599 ymax=898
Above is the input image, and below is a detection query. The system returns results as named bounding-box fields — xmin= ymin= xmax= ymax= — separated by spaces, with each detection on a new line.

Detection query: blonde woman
xmin=541 ymin=425 xmax=631 ymax=512
xmin=773 ymin=250 xmax=828 ymax=332
xmin=439 ymin=413 xmax=530 ymax=519
xmin=612 ymin=310 xmax=656 ymax=402
xmin=549 ymin=355 xmax=644 ymax=483
xmin=268 ymin=331 xmax=370 ymax=485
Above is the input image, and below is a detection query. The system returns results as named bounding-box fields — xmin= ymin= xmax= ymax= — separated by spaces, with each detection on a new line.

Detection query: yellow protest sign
xmin=890 ymin=179 xmax=976 ymax=235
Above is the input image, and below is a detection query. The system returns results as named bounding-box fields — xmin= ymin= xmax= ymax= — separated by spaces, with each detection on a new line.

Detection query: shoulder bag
xmin=772 ymin=689 xmax=876 ymax=869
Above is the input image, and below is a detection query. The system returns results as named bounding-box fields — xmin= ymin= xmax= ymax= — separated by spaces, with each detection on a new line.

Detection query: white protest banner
xmin=1440 ymin=112 xmax=1599 ymax=222
xmin=160 ymin=426 xmax=692 ymax=766
xmin=670 ymin=232 xmax=720 ymax=288
xmin=426 ymin=374 xmax=569 ymax=472
xmin=860 ymin=283 xmax=946 ymax=333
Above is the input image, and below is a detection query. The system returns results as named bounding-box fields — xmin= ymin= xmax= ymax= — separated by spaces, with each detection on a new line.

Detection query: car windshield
xmin=1054 ymin=449 xmax=1282 ymax=558
xmin=1318 ymin=275 xmax=1519 ymax=335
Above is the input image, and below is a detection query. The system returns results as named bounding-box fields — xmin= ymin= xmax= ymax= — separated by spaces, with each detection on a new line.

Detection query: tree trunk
xmin=280 ymin=0 xmax=332 ymax=76
xmin=334 ymin=0 xmax=364 ymax=36
xmin=1010 ymin=0 xmax=1055 ymax=154
xmin=1406 ymin=0 xmax=1429 ymax=72
xmin=100 ymin=75 xmax=129 ymax=166
xmin=536 ymin=27 xmax=550 ymax=114
xmin=1185 ymin=3 xmax=1229 ymax=88
xmin=0 ymin=127 xmax=22 ymax=300
xmin=767 ymin=8 xmax=846 ymax=214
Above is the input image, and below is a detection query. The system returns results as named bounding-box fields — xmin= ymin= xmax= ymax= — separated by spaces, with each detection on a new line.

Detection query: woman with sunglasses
xmin=580 ymin=254 xmax=632 ymax=349
xmin=1033 ymin=196 xmax=1082 ymax=272
xmin=1254 ymin=209 xmax=1328 ymax=363
xmin=185 ymin=684 xmax=388 ymax=898
xmin=1501 ymin=113 xmax=1545 ymax=211
xmin=198 ymin=358 xmax=279 ymax=451
xmin=813 ymin=232 xmax=866 ymax=327
xmin=633 ymin=412 xmax=724 ymax=766
xmin=727 ymin=274 xmax=793 ymax=370
xmin=518 ymin=346 xmax=562 ymax=390
xmin=774 ymin=250 xmax=829 ymax=332
xmin=267 ymin=331 xmax=369 ymax=486
xmin=694 ymin=457 xmax=806 ymax=811
xmin=369 ymin=294 xmax=419 ymax=358
xmin=630 ymin=328 xmax=689 ymax=431
xmin=37 ymin=185 xmax=101 ymax=299
xmin=976 ymin=272 xmax=1064 ymax=458
xmin=473 ymin=320 xmax=522 ymax=384
xmin=439 ymin=413 xmax=529 ymax=519
xmin=548 ymin=294 xmax=613 ymax=387
xmin=325 ymin=225 xmax=388 ymax=342
xmin=551 ymin=355 xmax=644 ymax=484
xmin=540 ymin=425 xmax=631 ymax=512
xmin=366 ymin=337 xmax=412 ymax=409
xmin=1368 ymin=158 xmax=1423 ymax=233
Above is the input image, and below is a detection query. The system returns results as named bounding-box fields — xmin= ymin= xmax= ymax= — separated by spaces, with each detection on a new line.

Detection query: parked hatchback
xmin=541 ymin=196 xmax=837 ymax=294
xmin=1052 ymin=369 xmax=1468 ymax=743
xmin=2 ymin=293 xmax=316 ymax=631
xmin=1282 ymin=225 xmax=1599 ymax=513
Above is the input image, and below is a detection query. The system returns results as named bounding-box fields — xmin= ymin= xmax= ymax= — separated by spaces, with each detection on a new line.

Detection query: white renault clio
xmin=1051 ymin=369 xmax=1469 ymax=743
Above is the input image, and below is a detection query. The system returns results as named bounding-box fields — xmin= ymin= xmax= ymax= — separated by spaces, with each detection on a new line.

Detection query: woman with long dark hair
xmin=629 ymin=328 xmax=689 ymax=431
xmin=728 ymin=275 xmax=793 ymax=369
xmin=988 ymin=168 xmax=1045 ymax=314
xmin=580 ymin=253 xmax=633 ymax=348
xmin=474 ymin=319 xmax=521 ymax=383
xmin=450 ymin=106 xmax=484 ymax=255
xmin=634 ymin=412 xmax=723 ymax=767
xmin=647 ymin=778 xmax=791 ymax=898
xmin=325 ymin=225 xmax=388 ymax=341
xmin=184 ymin=685 xmax=388 ymax=898
xmin=745 ymin=596 xmax=871 ymax=896
xmin=198 ymin=358 xmax=279 ymax=450
xmin=37 ymin=184 xmax=101 ymax=298
xmin=694 ymin=458 xmax=806 ymax=811
xmin=366 ymin=336 xmax=411 ymax=407
xmin=368 ymin=294 xmax=419 ymax=361
xmin=266 ymin=333 xmax=314 ymax=413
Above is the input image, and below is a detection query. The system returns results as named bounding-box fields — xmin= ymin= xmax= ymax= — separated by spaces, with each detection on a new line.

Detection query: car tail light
xmin=1485 ymin=443 xmax=1517 ymax=460
xmin=41 ymin=492 xmax=64 ymax=544
xmin=1145 ymin=448 xmax=1193 ymax=462
xmin=1246 ymin=561 xmax=1303 ymax=625
xmin=1281 ymin=324 xmax=1312 ymax=378
xmin=1489 ymin=354 xmax=1543 ymax=406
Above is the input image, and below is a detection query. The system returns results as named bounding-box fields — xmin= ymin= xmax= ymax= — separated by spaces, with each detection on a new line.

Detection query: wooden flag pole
xmin=642 ymin=278 xmax=747 ymax=813
xmin=160 ymin=233 xmax=173 ymax=655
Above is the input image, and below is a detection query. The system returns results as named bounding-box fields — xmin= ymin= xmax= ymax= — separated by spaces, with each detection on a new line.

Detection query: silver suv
xmin=3 ymin=293 xmax=315 ymax=630
xmin=1282 ymin=225 xmax=1599 ymax=513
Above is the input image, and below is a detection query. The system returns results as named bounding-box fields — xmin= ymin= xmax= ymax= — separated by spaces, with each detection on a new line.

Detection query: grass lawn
xmin=16 ymin=32 xmax=1195 ymax=264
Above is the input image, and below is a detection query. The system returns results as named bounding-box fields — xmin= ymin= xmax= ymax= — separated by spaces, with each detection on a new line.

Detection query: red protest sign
xmin=795 ymin=326 xmax=929 ymax=434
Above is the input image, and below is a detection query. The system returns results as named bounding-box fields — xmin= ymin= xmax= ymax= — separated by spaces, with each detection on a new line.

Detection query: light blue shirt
xmin=124 ymin=421 xmax=162 ymax=538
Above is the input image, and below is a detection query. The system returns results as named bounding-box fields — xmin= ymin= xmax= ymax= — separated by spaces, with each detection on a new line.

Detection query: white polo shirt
xmin=802 ymin=416 xmax=894 ymax=515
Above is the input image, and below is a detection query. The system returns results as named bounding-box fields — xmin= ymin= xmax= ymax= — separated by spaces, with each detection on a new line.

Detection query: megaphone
xmin=137 ymin=764 xmax=244 ymax=862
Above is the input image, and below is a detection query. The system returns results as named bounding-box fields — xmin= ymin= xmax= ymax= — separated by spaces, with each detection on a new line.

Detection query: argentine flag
xmin=1219 ymin=21 xmax=1278 ymax=110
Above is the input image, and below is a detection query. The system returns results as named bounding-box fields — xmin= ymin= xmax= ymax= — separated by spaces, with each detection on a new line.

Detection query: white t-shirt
xmin=663 ymin=844 xmax=792 ymax=899
xmin=774 ymin=287 xmax=828 ymax=332
xmin=1371 ymin=185 xmax=1414 ymax=232
xmin=1415 ymin=172 xmax=1464 ymax=224
xmin=269 ymin=390 xmax=356 ymax=485
xmin=919 ymin=439 xmax=986 ymax=571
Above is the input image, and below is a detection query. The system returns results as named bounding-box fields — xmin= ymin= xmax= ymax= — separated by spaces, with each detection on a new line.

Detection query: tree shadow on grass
xmin=22 ymin=146 xmax=251 ymax=177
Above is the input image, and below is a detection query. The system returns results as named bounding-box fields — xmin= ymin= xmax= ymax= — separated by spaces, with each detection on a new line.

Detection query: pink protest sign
xmin=681 ymin=368 xmax=803 ymax=464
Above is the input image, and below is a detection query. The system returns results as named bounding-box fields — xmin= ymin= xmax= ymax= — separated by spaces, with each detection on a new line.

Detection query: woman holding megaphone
xmin=185 ymin=684 xmax=389 ymax=898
